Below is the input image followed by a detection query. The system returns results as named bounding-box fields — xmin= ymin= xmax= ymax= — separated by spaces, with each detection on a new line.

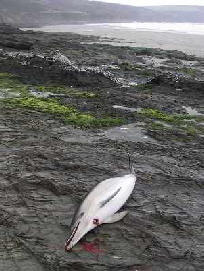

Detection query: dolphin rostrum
xmin=65 ymin=159 xmax=136 ymax=251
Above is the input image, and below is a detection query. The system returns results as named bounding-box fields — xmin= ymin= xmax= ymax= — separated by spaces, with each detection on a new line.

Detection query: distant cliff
xmin=0 ymin=0 xmax=204 ymax=27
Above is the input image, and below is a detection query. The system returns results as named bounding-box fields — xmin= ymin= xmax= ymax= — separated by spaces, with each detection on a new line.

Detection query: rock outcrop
xmin=0 ymin=25 xmax=204 ymax=271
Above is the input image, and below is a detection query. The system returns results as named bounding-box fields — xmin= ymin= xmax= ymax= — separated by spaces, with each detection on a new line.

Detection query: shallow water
xmin=112 ymin=105 xmax=138 ymax=112
xmin=105 ymin=122 xmax=157 ymax=143
xmin=182 ymin=105 xmax=204 ymax=116
xmin=0 ymin=89 xmax=20 ymax=99
xmin=22 ymin=23 xmax=204 ymax=57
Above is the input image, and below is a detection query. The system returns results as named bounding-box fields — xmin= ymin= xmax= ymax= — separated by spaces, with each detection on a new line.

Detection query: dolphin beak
xmin=65 ymin=223 xmax=79 ymax=251
xmin=65 ymin=221 xmax=95 ymax=251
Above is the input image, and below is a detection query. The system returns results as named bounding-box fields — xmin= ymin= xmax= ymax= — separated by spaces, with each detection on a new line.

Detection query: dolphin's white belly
xmin=81 ymin=174 xmax=136 ymax=223
xmin=65 ymin=172 xmax=136 ymax=251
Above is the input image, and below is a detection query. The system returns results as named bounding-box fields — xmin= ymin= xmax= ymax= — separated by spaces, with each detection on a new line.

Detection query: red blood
xmin=80 ymin=241 xmax=104 ymax=254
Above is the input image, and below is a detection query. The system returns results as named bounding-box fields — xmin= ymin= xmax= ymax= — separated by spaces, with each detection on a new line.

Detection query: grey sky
xmin=92 ymin=0 xmax=204 ymax=6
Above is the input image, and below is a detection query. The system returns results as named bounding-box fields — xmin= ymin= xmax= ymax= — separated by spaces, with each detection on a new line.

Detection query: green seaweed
xmin=0 ymin=73 xmax=29 ymax=96
xmin=64 ymin=114 xmax=123 ymax=128
xmin=184 ymin=125 xmax=197 ymax=136
xmin=141 ymin=108 xmax=204 ymax=140
xmin=149 ymin=122 xmax=165 ymax=130
xmin=140 ymin=108 xmax=198 ymax=123
xmin=119 ymin=62 xmax=153 ymax=76
xmin=147 ymin=119 xmax=203 ymax=141
xmin=6 ymin=97 xmax=77 ymax=114
xmin=132 ymin=47 xmax=156 ymax=56
xmin=35 ymin=85 xmax=97 ymax=98
xmin=135 ymin=83 xmax=153 ymax=93
xmin=4 ymin=97 xmax=124 ymax=128
xmin=178 ymin=67 xmax=196 ymax=77
xmin=0 ymin=74 xmax=97 ymax=99
xmin=0 ymin=73 xmax=121 ymax=128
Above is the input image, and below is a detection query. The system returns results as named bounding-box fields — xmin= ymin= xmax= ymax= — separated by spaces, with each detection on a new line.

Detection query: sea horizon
xmin=23 ymin=21 xmax=204 ymax=36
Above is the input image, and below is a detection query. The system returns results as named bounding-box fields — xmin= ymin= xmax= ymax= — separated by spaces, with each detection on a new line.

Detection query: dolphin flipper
xmin=103 ymin=210 xmax=128 ymax=224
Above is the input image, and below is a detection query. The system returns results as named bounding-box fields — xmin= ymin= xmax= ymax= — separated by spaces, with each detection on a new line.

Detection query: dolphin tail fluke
xmin=103 ymin=210 xmax=128 ymax=224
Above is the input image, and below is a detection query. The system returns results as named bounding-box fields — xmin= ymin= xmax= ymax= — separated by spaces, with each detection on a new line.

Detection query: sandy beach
xmin=24 ymin=23 xmax=204 ymax=57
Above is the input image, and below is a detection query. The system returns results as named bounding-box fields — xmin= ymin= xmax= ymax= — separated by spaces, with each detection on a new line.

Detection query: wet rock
xmin=105 ymin=123 xmax=157 ymax=144
xmin=1 ymin=104 xmax=203 ymax=271
xmin=0 ymin=24 xmax=23 ymax=34
xmin=0 ymin=49 xmax=117 ymax=88
xmin=0 ymin=27 xmax=204 ymax=271
xmin=0 ymin=40 xmax=33 ymax=50
xmin=0 ymin=24 xmax=33 ymax=50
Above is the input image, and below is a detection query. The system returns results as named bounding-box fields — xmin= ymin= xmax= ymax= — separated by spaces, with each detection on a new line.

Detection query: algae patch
xmin=177 ymin=67 xmax=197 ymax=77
xmin=141 ymin=108 xmax=204 ymax=140
xmin=139 ymin=108 xmax=202 ymax=123
xmin=119 ymin=62 xmax=153 ymax=76
xmin=35 ymin=85 xmax=97 ymax=98
xmin=0 ymin=73 xmax=97 ymax=99
xmin=0 ymin=73 xmax=29 ymax=97
xmin=134 ymin=83 xmax=153 ymax=94
xmin=4 ymin=97 xmax=123 ymax=128
xmin=0 ymin=73 xmax=122 ymax=128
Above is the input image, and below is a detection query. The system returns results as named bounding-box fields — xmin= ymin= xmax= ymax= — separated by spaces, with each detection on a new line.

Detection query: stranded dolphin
xmin=65 ymin=158 xmax=136 ymax=251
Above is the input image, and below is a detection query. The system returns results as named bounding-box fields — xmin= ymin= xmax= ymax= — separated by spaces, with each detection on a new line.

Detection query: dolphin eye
xmin=93 ymin=218 xmax=99 ymax=225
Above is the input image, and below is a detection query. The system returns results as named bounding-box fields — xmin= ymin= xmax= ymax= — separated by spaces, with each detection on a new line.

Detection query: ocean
xmin=23 ymin=22 xmax=204 ymax=57
xmin=23 ymin=22 xmax=204 ymax=35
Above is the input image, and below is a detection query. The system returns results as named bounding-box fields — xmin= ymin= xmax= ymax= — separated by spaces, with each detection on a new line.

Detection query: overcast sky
xmin=92 ymin=0 xmax=204 ymax=6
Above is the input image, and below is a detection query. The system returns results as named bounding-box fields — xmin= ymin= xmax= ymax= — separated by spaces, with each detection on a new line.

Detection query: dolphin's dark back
xmin=70 ymin=205 xmax=84 ymax=229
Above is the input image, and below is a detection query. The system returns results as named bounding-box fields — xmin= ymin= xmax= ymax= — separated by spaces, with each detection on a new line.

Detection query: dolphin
xmin=65 ymin=158 xmax=136 ymax=251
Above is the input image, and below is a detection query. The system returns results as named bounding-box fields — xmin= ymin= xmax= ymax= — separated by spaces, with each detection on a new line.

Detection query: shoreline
xmin=0 ymin=23 xmax=204 ymax=271
xmin=23 ymin=24 xmax=204 ymax=57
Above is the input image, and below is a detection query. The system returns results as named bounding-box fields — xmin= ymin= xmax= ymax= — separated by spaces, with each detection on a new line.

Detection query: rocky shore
xmin=0 ymin=24 xmax=204 ymax=271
